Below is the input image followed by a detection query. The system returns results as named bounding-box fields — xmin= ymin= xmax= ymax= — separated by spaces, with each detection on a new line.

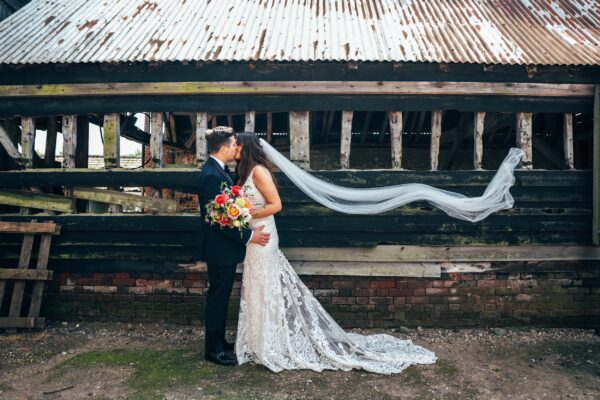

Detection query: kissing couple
xmin=198 ymin=126 xmax=437 ymax=374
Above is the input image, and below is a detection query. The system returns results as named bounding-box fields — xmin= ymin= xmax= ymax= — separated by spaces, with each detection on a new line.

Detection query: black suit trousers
xmin=204 ymin=262 xmax=237 ymax=355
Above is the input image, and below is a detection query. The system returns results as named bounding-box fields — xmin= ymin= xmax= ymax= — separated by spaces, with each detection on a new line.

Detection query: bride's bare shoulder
xmin=252 ymin=165 xmax=275 ymax=185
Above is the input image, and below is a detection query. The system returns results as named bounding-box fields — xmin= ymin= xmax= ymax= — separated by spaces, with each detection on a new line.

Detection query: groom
xmin=198 ymin=126 xmax=270 ymax=366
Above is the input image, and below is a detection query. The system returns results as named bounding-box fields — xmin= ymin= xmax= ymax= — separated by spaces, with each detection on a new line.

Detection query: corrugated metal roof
xmin=0 ymin=0 xmax=598 ymax=66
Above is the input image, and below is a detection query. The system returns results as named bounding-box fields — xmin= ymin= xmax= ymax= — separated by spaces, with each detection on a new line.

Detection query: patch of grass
xmin=402 ymin=366 xmax=423 ymax=385
xmin=50 ymin=348 xmax=216 ymax=399
xmin=436 ymin=359 xmax=458 ymax=377
xmin=0 ymin=382 xmax=13 ymax=393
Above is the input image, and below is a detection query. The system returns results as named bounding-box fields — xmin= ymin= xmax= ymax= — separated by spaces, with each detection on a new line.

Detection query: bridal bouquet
xmin=205 ymin=183 xmax=253 ymax=232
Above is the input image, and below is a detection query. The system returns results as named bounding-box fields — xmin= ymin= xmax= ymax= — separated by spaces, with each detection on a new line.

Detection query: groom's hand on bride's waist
xmin=249 ymin=226 xmax=270 ymax=246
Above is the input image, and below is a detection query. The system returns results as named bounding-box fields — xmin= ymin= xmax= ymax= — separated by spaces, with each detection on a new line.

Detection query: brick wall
xmin=43 ymin=268 xmax=600 ymax=328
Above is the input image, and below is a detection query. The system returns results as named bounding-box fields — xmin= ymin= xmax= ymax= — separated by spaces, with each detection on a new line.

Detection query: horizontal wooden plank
xmin=0 ymin=221 xmax=60 ymax=235
xmin=0 ymin=169 xmax=592 ymax=189
xmin=282 ymin=245 xmax=600 ymax=262
xmin=0 ymin=190 xmax=75 ymax=213
xmin=0 ymin=268 xmax=53 ymax=280
xmin=0 ymin=81 xmax=593 ymax=98
xmin=0 ymin=317 xmax=45 ymax=329
xmin=72 ymin=187 xmax=177 ymax=213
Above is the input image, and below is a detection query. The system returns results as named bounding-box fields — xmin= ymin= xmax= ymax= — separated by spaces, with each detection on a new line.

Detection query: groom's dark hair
xmin=206 ymin=127 xmax=235 ymax=154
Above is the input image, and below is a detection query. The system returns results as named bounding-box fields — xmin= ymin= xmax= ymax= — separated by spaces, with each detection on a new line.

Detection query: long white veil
xmin=259 ymin=139 xmax=524 ymax=222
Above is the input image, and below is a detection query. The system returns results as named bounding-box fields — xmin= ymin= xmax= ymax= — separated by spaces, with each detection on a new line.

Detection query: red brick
xmin=447 ymin=296 xmax=468 ymax=303
xmin=393 ymin=297 xmax=406 ymax=305
xmin=135 ymin=279 xmax=172 ymax=288
xmin=352 ymin=289 xmax=377 ymax=297
xmin=378 ymin=280 xmax=396 ymax=289
xmin=113 ymin=278 xmax=136 ymax=287
xmin=356 ymin=297 xmax=369 ymax=305
xmin=332 ymin=281 xmax=354 ymax=289
xmin=425 ymin=288 xmax=448 ymax=296
xmin=413 ymin=288 xmax=426 ymax=296
xmin=406 ymin=296 xmax=429 ymax=304
xmin=93 ymin=286 xmax=117 ymax=294
xmin=185 ymin=273 xmax=203 ymax=280
xmin=431 ymin=280 xmax=445 ymax=288
xmin=115 ymin=272 xmax=130 ymax=279
xmin=388 ymin=289 xmax=413 ymax=297
xmin=477 ymin=279 xmax=496 ymax=287
xmin=369 ymin=297 xmax=393 ymax=305
xmin=376 ymin=289 xmax=388 ymax=296
xmin=332 ymin=297 xmax=350 ymax=304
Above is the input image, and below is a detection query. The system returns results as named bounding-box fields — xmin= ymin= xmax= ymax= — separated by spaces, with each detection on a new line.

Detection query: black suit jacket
xmin=198 ymin=157 xmax=252 ymax=265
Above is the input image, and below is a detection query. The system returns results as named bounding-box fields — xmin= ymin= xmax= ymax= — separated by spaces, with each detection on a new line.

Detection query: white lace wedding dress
xmin=235 ymin=167 xmax=437 ymax=374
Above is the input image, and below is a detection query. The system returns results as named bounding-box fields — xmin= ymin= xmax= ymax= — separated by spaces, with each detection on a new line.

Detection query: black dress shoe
xmin=223 ymin=341 xmax=235 ymax=351
xmin=205 ymin=351 xmax=237 ymax=366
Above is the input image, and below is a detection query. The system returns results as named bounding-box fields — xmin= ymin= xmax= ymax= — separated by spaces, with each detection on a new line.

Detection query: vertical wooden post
xmin=103 ymin=114 xmax=120 ymax=169
xmin=211 ymin=115 xmax=217 ymax=128
xmin=266 ymin=112 xmax=273 ymax=143
xmin=289 ymin=111 xmax=310 ymax=169
xmin=563 ymin=113 xmax=574 ymax=170
xmin=62 ymin=115 xmax=77 ymax=168
xmin=593 ymin=85 xmax=600 ymax=246
xmin=516 ymin=112 xmax=533 ymax=169
xmin=245 ymin=112 xmax=255 ymax=132
xmin=390 ymin=111 xmax=403 ymax=170
xmin=21 ymin=117 xmax=35 ymax=168
xmin=430 ymin=110 xmax=442 ymax=170
xmin=474 ymin=112 xmax=485 ymax=170
xmin=150 ymin=113 xmax=163 ymax=168
xmin=195 ymin=112 xmax=208 ymax=166
xmin=44 ymin=117 xmax=57 ymax=166
xmin=340 ymin=111 xmax=353 ymax=169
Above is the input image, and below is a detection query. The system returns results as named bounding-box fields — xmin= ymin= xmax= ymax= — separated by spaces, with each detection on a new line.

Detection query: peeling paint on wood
xmin=474 ymin=112 xmax=485 ymax=170
xmin=390 ymin=111 xmax=402 ymax=169
xmin=103 ymin=114 xmax=120 ymax=169
xmin=430 ymin=110 xmax=442 ymax=170
xmin=150 ymin=112 xmax=163 ymax=168
xmin=563 ymin=113 xmax=574 ymax=170
xmin=195 ymin=112 xmax=208 ymax=166
xmin=340 ymin=111 xmax=352 ymax=169
xmin=516 ymin=112 xmax=533 ymax=169
xmin=289 ymin=111 xmax=310 ymax=169
xmin=21 ymin=117 xmax=35 ymax=168
xmin=61 ymin=115 xmax=77 ymax=168
xmin=244 ymin=111 xmax=255 ymax=132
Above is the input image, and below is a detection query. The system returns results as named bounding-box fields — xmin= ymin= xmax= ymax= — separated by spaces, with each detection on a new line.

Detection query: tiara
xmin=205 ymin=126 xmax=234 ymax=135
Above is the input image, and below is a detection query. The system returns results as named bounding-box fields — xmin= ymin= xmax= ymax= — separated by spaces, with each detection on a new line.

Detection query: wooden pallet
xmin=0 ymin=220 xmax=60 ymax=331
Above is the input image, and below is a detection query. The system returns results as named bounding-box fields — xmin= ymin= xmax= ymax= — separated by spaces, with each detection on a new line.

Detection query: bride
xmin=232 ymin=132 xmax=437 ymax=374
xmin=232 ymin=132 xmax=522 ymax=374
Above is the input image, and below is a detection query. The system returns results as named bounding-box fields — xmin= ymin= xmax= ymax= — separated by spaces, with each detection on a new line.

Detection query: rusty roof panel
xmin=0 ymin=0 xmax=598 ymax=65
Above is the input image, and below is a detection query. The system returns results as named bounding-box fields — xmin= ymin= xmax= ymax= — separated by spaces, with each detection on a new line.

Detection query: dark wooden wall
xmin=0 ymin=170 xmax=592 ymax=272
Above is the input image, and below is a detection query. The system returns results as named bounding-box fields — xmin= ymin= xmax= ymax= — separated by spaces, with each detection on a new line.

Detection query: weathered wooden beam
xmin=44 ymin=117 xmax=57 ymax=166
xmin=195 ymin=112 xmax=208 ymax=166
xmin=244 ymin=111 xmax=255 ymax=132
xmin=150 ymin=112 xmax=163 ymax=168
xmin=8 ymin=232 xmax=34 ymax=326
xmin=0 ymin=81 xmax=593 ymax=98
xmin=28 ymin=233 xmax=52 ymax=320
xmin=0 ymin=317 xmax=45 ymax=329
xmin=266 ymin=112 xmax=273 ymax=143
xmin=61 ymin=115 xmax=77 ymax=168
xmin=430 ymin=110 xmax=442 ymax=170
xmin=378 ymin=111 xmax=389 ymax=143
xmin=168 ymin=112 xmax=177 ymax=143
xmin=72 ymin=187 xmax=177 ymax=213
xmin=516 ymin=112 xmax=533 ymax=169
xmin=0 ymin=120 xmax=22 ymax=162
xmin=281 ymin=245 xmax=600 ymax=262
xmin=359 ymin=111 xmax=371 ymax=143
xmin=0 ymin=221 xmax=60 ymax=235
xmin=563 ymin=113 xmax=574 ymax=170
xmin=0 ymin=269 xmax=53 ymax=281
xmin=593 ymin=85 xmax=600 ymax=246
xmin=340 ymin=111 xmax=353 ymax=169
xmin=0 ymin=190 xmax=75 ymax=213
xmin=474 ymin=112 xmax=485 ymax=170
xmin=390 ymin=111 xmax=403 ymax=169
xmin=75 ymin=116 xmax=89 ymax=168
xmin=103 ymin=113 xmax=120 ymax=168
xmin=289 ymin=111 xmax=310 ymax=169
xmin=21 ymin=117 xmax=35 ymax=168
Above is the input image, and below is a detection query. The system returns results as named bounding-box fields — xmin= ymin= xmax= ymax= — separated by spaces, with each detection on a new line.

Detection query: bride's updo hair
xmin=235 ymin=132 xmax=277 ymax=187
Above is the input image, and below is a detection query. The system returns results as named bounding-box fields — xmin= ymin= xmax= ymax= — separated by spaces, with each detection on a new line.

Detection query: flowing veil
xmin=259 ymin=139 xmax=524 ymax=223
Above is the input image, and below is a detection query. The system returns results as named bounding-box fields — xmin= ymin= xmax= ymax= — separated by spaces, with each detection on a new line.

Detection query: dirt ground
xmin=0 ymin=322 xmax=599 ymax=400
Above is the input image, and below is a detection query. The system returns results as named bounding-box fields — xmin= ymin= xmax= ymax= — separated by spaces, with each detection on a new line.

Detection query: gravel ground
xmin=0 ymin=322 xmax=599 ymax=400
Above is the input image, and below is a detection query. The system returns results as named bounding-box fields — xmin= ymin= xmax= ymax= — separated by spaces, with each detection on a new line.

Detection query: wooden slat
xmin=0 ymin=221 xmax=59 ymax=234
xmin=516 ymin=112 xmax=533 ymax=169
xmin=266 ymin=112 xmax=273 ymax=143
xmin=289 ymin=111 xmax=310 ymax=169
xmin=103 ymin=114 xmax=120 ymax=169
xmin=0 ymin=121 xmax=22 ymax=161
xmin=233 ymin=261 xmax=440 ymax=277
xmin=244 ymin=111 xmax=255 ymax=132
xmin=61 ymin=115 xmax=77 ymax=168
xmin=8 ymin=234 xmax=34 ymax=320
xmin=28 ymin=234 xmax=53 ymax=319
xmin=21 ymin=117 xmax=35 ymax=168
xmin=593 ymin=85 xmax=600 ymax=246
xmin=0 ymin=189 xmax=75 ymax=213
xmin=75 ymin=115 xmax=89 ymax=168
xmin=474 ymin=112 xmax=485 ymax=170
xmin=390 ymin=111 xmax=402 ymax=169
xmin=0 ymin=81 xmax=593 ymax=98
xmin=71 ymin=187 xmax=177 ymax=213
xmin=150 ymin=112 xmax=163 ymax=167
xmin=0 ymin=268 xmax=53 ymax=280
xmin=44 ymin=117 xmax=57 ymax=166
xmin=430 ymin=110 xmax=442 ymax=170
xmin=0 ymin=317 xmax=45 ymax=329
xmin=281 ymin=245 xmax=600 ymax=262
xmin=563 ymin=113 xmax=574 ymax=170
xmin=340 ymin=111 xmax=352 ymax=169
xmin=195 ymin=112 xmax=208 ymax=166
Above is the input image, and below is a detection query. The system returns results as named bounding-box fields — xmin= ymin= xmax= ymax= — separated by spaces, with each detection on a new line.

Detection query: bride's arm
xmin=251 ymin=166 xmax=282 ymax=218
